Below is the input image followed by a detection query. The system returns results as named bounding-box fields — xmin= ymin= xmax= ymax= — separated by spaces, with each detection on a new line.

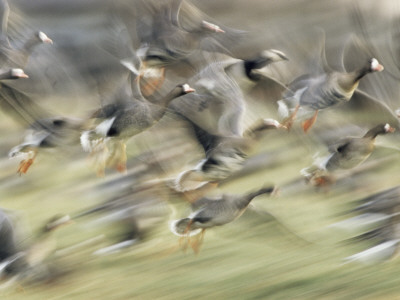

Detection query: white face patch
xmin=371 ymin=58 xmax=379 ymax=69
xmin=182 ymin=83 xmax=196 ymax=94
xmin=370 ymin=58 xmax=383 ymax=72
xmin=384 ymin=123 xmax=394 ymax=133
xmin=11 ymin=68 xmax=27 ymax=78
xmin=38 ymin=31 xmax=53 ymax=44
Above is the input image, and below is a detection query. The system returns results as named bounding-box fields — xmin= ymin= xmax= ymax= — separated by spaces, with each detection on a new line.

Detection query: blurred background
xmin=1 ymin=0 xmax=400 ymax=299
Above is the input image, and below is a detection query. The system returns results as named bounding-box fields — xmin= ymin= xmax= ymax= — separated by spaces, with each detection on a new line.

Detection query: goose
xmin=224 ymin=49 xmax=289 ymax=96
xmin=279 ymin=58 xmax=384 ymax=132
xmin=80 ymin=60 xmax=195 ymax=175
xmin=336 ymin=186 xmax=400 ymax=264
xmin=0 ymin=212 xmax=72 ymax=284
xmin=9 ymin=116 xmax=84 ymax=174
xmin=24 ymin=215 xmax=72 ymax=270
xmin=169 ymin=57 xmax=248 ymax=192
xmin=161 ymin=50 xmax=288 ymax=191
xmin=0 ymin=0 xmax=52 ymax=68
xmin=173 ymin=130 xmax=250 ymax=192
xmin=134 ymin=1 xmax=226 ymax=96
xmin=170 ymin=185 xmax=275 ymax=253
xmin=171 ymin=50 xmax=288 ymax=134
xmin=170 ymin=55 xmax=248 ymax=137
xmin=0 ymin=209 xmax=27 ymax=277
xmin=73 ymin=180 xmax=171 ymax=255
xmin=172 ymin=117 xmax=287 ymax=192
xmin=0 ymin=67 xmax=45 ymax=125
xmin=302 ymin=123 xmax=395 ymax=186
xmin=0 ymin=67 xmax=28 ymax=80
xmin=0 ymin=31 xmax=53 ymax=68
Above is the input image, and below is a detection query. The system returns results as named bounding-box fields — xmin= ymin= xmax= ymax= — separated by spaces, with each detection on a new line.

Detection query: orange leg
xmin=17 ymin=150 xmax=37 ymax=175
xmin=302 ymin=110 xmax=319 ymax=133
xmin=179 ymin=219 xmax=193 ymax=253
xmin=310 ymin=174 xmax=335 ymax=190
xmin=112 ymin=141 xmax=127 ymax=173
xmin=92 ymin=139 xmax=107 ymax=177
xmin=282 ymin=104 xmax=300 ymax=130
xmin=191 ymin=229 xmax=206 ymax=254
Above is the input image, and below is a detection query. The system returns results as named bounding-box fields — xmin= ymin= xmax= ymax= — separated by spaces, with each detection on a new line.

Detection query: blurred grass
xmin=1 ymin=116 xmax=400 ymax=300
xmin=2 ymin=0 xmax=400 ymax=299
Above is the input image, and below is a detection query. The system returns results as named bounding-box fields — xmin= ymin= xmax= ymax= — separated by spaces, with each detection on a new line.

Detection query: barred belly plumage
xmin=308 ymin=87 xmax=349 ymax=110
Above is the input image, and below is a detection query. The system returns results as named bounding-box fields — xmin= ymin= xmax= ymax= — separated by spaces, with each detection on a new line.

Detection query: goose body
xmin=83 ymin=83 xmax=195 ymax=143
xmin=0 ymin=31 xmax=52 ymax=68
xmin=280 ymin=58 xmax=384 ymax=131
xmin=81 ymin=80 xmax=194 ymax=175
xmin=170 ymin=186 xmax=275 ymax=236
xmin=225 ymin=49 xmax=288 ymax=93
xmin=9 ymin=116 xmax=84 ymax=174
xmin=323 ymin=123 xmax=394 ymax=172
xmin=0 ymin=209 xmax=25 ymax=276
xmin=134 ymin=1 xmax=226 ymax=96
xmin=338 ymin=186 xmax=400 ymax=264
xmin=301 ymin=124 xmax=395 ymax=186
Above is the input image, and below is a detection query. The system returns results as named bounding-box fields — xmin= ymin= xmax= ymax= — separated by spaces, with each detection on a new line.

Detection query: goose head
xmin=6 ymin=68 xmax=29 ymax=79
xmin=364 ymin=123 xmax=395 ymax=139
xmin=368 ymin=58 xmax=384 ymax=73
xmin=37 ymin=31 xmax=53 ymax=44
xmin=201 ymin=20 xmax=225 ymax=33
xmin=179 ymin=83 xmax=196 ymax=95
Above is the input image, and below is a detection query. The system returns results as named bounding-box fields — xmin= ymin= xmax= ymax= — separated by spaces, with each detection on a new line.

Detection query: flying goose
xmin=279 ymin=58 xmax=384 ymax=132
xmin=9 ymin=116 xmax=84 ymax=174
xmin=133 ymin=1 xmax=227 ymax=96
xmin=170 ymin=185 xmax=275 ymax=253
xmin=332 ymin=186 xmax=400 ymax=264
xmin=81 ymin=59 xmax=195 ymax=175
xmin=0 ymin=211 xmax=72 ymax=284
xmin=302 ymin=123 xmax=395 ymax=186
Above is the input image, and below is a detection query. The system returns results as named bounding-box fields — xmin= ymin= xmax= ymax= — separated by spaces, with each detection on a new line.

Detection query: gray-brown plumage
xmin=170 ymin=186 xmax=275 ymax=252
xmin=0 ymin=209 xmax=27 ymax=277
xmin=0 ymin=213 xmax=71 ymax=284
xmin=0 ymin=0 xmax=52 ymax=67
xmin=0 ymin=0 xmax=52 ymax=68
xmin=132 ymin=0 xmax=227 ymax=96
xmin=279 ymin=58 xmax=384 ymax=132
xmin=302 ymin=123 xmax=395 ymax=186
xmin=332 ymin=186 xmax=400 ymax=264
xmin=82 ymin=84 xmax=195 ymax=142
xmin=81 ymin=73 xmax=195 ymax=175
xmin=135 ymin=0 xmax=227 ymax=68
xmin=224 ymin=49 xmax=289 ymax=97
xmin=0 ymin=31 xmax=52 ymax=68
xmin=0 ymin=67 xmax=46 ymax=126
xmin=73 ymin=180 xmax=171 ymax=255
xmin=323 ymin=123 xmax=395 ymax=172
xmin=9 ymin=116 xmax=84 ymax=174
